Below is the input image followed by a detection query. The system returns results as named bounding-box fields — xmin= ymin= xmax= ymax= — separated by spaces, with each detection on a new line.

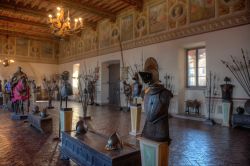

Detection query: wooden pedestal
xmin=138 ymin=137 xmax=169 ymax=166
xmin=60 ymin=108 xmax=73 ymax=132
xmin=129 ymin=105 xmax=141 ymax=136
xmin=60 ymin=131 xmax=141 ymax=166
xmin=222 ymin=102 xmax=231 ymax=127
xmin=28 ymin=114 xmax=53 ymax=133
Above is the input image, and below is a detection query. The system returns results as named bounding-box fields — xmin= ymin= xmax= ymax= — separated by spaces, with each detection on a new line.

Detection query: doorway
xmin=108 ymin=63 xmax=120 ymax=106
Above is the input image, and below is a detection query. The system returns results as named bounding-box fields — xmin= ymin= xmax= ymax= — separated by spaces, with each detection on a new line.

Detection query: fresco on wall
xmin=65 ymin=44 xmax=70 ymax=57
xmin=16 ymin=37 xmax=28 ymax=56
xmin=42 ymin=42 xmax=53 ymax=58
xmin=0 ymin=36 xmax=3 ymax=55
xmin=99 ymin=21 xmax=111 ymax=48
xmin=111 ymin=22 xmax=120 ymax=45
xmin=72 ymin=40 xmax=77 ymax=56
xmin=149 ymin=2 xmax=167 ymax=33
xmin=121 ymin=14 xmax=134 ymax=41
xmin=190 ymin=0 xmax=215 ymax=22
xmin=2 ymin=36 xmax=15 ymax=56
xmin=135 ymin=11 xmax=147 ymax=38
xmin=91 ymin=30 xmax=98 ymax=50
xmin=218 ymin=0 xmax=246 ymax=16
xmin=59 ymin=0 xmax=249 ymax=63
xmin=76 ymin=38 xmax=83 ymax=54
xmin=83 ymin=31 xmax=92 ymax=52
xmin=83 ymin=29 xmax=98 ymax=51
xmin=168 ymin=0 xmax=187 ymax=29
xmin=30 ymin=40 xmax=41 ymax=57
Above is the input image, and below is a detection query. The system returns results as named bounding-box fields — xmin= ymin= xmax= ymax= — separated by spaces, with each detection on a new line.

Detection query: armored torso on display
xmin=142 ymin=83 xmax=173 ymax=142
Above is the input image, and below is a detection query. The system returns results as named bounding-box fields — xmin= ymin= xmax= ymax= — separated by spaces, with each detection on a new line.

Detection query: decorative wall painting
xmin=42 ymin=42 xmax=53 ymax=58
xmin=168 ymin=0 xmax=187 ymax=29
xmin=30 ymin=40 xmax=41 ymax=57
xmin=149 ymin=2 xmax=167 ymax=33
xmin=135 ymin=11 xmax=147 ymax=38
xmin=111 ymin=22 xmax=120 ymax=45
xmin=121 ymin=14 xmax=134 ymax=41
xmin=190 ymin=0 xmax=215 ymax=22
xmin=99 ymin=21 xmax=111 ymax=48
xmin=16 ymin=37 xmax=28 ymax=57
xmin=3 ymin=36 xmax=15 ymax=55
xmin=218 ymin=0 xmax=246 ymax=16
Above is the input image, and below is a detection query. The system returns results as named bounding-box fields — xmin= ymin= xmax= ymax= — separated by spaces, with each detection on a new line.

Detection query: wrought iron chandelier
xmin=48 ymin=7 xmax=84 ymax=37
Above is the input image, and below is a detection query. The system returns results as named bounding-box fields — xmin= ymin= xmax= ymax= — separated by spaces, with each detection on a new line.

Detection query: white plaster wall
xmin=0 ymin=62 xmax=58 ymax=86
xmin=58 ymin=25 xmax=250 ymax=119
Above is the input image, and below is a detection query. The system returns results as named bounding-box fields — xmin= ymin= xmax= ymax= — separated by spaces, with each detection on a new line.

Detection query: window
xmin=72 ymin=64 xmax=80 ymax=88
xmin=186 ymin=47 xmax=206 ymax=88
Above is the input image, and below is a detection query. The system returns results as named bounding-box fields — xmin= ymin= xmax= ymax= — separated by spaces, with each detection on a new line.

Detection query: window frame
xmin=186 ymin=46 xmax=206 ymax=89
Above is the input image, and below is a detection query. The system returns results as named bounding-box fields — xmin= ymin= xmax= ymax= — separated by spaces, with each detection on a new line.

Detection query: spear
xmin=231 ymin=63 xmax=249 ymax=94
xmin=118 ymin=36 xmax=125 ymax=67
xmin=242 ymin=48 xmax=250 ymax=87
xmin=239 ymin=60 xmax=250 ymax=89
xmin=141 ymin=47 xmax=144 ymax=70
xmin=230 ymin=55 xmax=250 ymax=93
xmin=129 ymin=64 xmax=135 ymax=76
xmin=134 ymin=64 xmax=139 ymax=73
xmin=221 ymin=60 xmax=250 ymax=96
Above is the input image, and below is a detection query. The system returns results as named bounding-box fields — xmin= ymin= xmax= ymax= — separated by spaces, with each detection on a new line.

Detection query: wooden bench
xmin=28 ymin=114 xmax=52 ymax=133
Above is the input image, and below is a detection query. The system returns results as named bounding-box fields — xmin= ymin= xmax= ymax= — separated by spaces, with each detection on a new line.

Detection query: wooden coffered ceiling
xmin=0 ymin=0 xmax=143 ymax=41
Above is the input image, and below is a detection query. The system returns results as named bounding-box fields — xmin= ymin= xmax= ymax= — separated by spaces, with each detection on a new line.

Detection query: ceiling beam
xmin=0 ymin=2 xmax=46 ymax=17
xmin=0 ymin=3 xmax=97 ymax=29
xmin=0 ymin=29 xmax=56 ymax=42
xmin=0 ymin=15 xmax=48 ymax=28
xmin=49 ymin=0 xmax=116 ymax=21
xmin=120 ymin=0 xmax=143 ymax=10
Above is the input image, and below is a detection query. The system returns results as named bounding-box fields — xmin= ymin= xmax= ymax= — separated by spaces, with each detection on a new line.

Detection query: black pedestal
xmin=232 ymin=114 xmax=250 ymax=128
xmin=11 ymin=113 xmax=28 ymax=120
xmin=28 ymin=114 xmax=53 ymax=133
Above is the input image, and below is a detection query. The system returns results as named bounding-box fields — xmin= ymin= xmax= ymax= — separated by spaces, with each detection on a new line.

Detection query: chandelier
xmin=48 ymin=7 xmax=84 ymax=37
xmin=0 ymin=58 xmax=14 ymax=67
xmin=0 ymin=35 xmax=15 ymax=67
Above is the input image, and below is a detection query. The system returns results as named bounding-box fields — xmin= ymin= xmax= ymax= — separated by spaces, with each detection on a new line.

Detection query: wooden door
xmin=109 ymin=63 xmax=120 ymax=106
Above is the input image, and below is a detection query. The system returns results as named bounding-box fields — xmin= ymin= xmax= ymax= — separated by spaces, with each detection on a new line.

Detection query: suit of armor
xmin=142 ymin=83 xmax=173 ymax=142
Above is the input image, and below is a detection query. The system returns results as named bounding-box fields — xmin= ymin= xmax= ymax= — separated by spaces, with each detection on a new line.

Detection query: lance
xmin=230 ymin=55 xmax=250 ymax=93
xmin=221 ymin=60 xmax=250 ymax=96
xmin=242 ymin=48 xmax=250 ymax=87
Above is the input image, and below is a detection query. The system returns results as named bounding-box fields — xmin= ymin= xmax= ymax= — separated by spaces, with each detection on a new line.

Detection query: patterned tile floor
xmin=0 ymin=101 xmax=250 ymax=166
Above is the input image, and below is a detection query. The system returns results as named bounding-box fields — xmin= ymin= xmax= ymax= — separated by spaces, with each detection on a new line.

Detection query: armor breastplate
xmin=142 ymin=83 xmax=173 ymax=142
xmin=60 ymin=82 xmax=73 ymax=98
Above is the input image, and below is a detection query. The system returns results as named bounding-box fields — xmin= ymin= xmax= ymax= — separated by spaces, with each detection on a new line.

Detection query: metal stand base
xmin=205 ymin=119 xmax=215 ymax=125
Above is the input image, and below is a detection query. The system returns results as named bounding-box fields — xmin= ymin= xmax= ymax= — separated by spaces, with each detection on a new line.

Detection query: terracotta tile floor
xmin=0 ymin=101 xmax=250 ymax=166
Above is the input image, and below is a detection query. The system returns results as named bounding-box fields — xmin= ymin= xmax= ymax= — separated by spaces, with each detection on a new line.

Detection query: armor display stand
xmin=129 ymin=104 xmax=141 ymax=136
xmin=138 ymin=137 xmax=169 ymax=166
xmin=222 ymin=101 xmax=231 ymax=127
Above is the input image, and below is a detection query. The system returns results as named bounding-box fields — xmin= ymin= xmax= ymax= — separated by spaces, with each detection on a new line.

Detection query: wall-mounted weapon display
xmin=221 ymin=49 xmax=250 ymax=113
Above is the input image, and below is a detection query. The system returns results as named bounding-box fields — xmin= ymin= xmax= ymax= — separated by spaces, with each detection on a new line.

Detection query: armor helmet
xmin=139 ymin=57 xmax=159 ymax=84
xmin=105 ymin=132 xmax=123 ymax=151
